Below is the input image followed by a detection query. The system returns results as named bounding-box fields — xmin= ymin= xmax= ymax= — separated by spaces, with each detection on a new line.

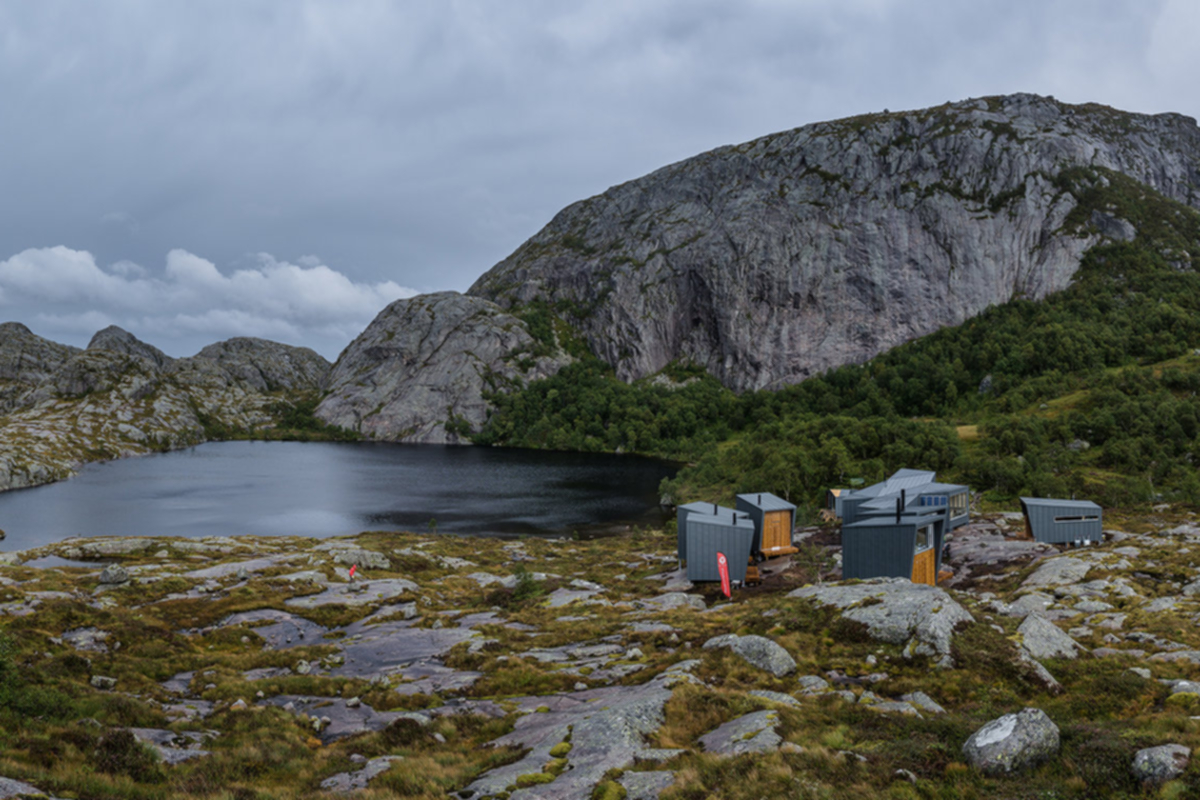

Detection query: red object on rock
xmin=349 ymin=564 xmax=357 ymax=579
xmin=717 ymin=552 xmax=731 ymax=598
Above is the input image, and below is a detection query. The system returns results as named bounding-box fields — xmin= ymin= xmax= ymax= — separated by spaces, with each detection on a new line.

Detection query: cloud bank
xmin=0 ymin=247 xmax=416 ymax=358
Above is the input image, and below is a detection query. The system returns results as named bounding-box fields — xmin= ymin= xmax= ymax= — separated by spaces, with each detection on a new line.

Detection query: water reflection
xmin=0 ymin=441 xmax=677 ymax=551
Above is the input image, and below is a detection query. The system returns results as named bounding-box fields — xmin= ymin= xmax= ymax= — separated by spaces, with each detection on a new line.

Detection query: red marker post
xmin=348 ymin=564 xmax=357 ymax=580
xmin=716 ymin=552 xmax=731 ymax=599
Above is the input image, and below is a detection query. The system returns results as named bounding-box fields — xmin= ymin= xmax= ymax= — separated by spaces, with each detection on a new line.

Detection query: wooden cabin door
xmin=911 ymin=548 xmax=936 ymax=585
xmin=762 ymin=511 xmax=798 ymax=556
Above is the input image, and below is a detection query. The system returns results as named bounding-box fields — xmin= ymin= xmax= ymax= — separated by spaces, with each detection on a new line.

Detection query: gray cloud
xmin=0 ymin=0 xmax=1189 ymax=356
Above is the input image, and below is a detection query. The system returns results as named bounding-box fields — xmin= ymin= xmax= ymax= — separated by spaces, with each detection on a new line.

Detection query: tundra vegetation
xmin=1 ymin=516 xmax=1199 ymax=797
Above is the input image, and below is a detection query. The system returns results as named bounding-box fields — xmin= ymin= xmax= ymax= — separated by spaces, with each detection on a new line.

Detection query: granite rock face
xmin=0 ymin=322 xmax=81 ymax=413
xmin=470 ymin=93 xmax=1200 ymax=391
xmin=703 ymin=634 xmax=796 ymax=677
xmin=962 ymin=708 xmax=1060 ymax=774
xmin=316 ymin=292 xmax=571 ymax=444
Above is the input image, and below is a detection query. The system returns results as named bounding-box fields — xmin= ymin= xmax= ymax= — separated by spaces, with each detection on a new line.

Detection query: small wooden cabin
xmin=736 ymin=492 xmax=798 ymax=558
xmin=684 ymin=508 xmax=755 ymax=584
xmin=1019 ymin=497 xmax=1102 ymax=544
xmin=841 ymin=506 xmax=947 ymax=586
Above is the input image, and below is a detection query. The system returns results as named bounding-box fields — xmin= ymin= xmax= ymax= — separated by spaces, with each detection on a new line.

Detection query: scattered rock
xmin=962 ymin=708 xmax=1060 ymax=774
xmin=89 ymin=675 xmax=117 ymax=690
xmin=1132 ymin=744 xmax=1190 ymax=785
xmin=901 ymin=691 xmax=947 ymax=715
xmin=790 ymin=579 xmax=972 ymax=665
xmin=98 ymin=564 xmax=130 ymax=584
xmin=638 ymin=592 xmax=706 ymax=611
xmin=698 ymin=710 xmax=782 ymax=756
xmin=320 ymin=756 xmax=403 ymax=792
xmin=702 ymin=634 xmax=796 ymax=677
xmin=619 ymin=770 xmax=676 ymax=799
xmin=1017 ymin=614 xmax=1083 ymax=660
xmin=1021 ymin=557 xmax=1090 ymax=589
xmin=332 ymin=549 xmax=391 ymax=571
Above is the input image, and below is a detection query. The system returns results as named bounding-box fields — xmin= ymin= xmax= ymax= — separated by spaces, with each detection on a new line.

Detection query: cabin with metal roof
xmin=736 ymin=492 xmax=798 ymax=559
xmin=676 ymin=501 xmax=721 ymax=566
xmin=683 ymin=507 xmax=755 ymax=584
xmin=1019 ymin=497 xmax=1102 ymax=544
xmin=841 ymin=503 xmax=948 ymax=585
xmin=832 ymin=469 xmax=970 ymax=530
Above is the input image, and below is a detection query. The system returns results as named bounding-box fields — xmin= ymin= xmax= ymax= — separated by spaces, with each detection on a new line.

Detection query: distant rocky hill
xmin=0 ymin=324 xmax=330 ymax=491
xmin=469 ymin=93 xmax=1200 ymax=391
xmin=7 ymin=94 xmax=1200 ymax=464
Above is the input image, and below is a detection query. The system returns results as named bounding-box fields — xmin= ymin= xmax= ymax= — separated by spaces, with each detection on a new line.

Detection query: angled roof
xmin=1020 ymin=497 xmax=1102 ymax=512
xmin=736 ymin=492 xmax=796 ymax=512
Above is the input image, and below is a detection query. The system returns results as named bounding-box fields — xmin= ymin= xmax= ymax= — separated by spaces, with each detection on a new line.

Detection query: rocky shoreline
xmin=2 ymin=512 xmax=1200 ymax=797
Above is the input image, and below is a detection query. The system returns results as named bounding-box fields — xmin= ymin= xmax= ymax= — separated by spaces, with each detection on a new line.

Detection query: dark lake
xmin=0 ymin=441 xmax=678 ymax=551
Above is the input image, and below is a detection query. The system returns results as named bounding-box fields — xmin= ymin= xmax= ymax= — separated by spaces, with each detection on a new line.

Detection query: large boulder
xmin=962 ymin=708 xmax=1060 ymax=774
xmin=789 ymin=578 xmax=972 ymax=665
xmin=703 ymin=634 xmax=796 ymax=677
xmin=316 ymin=292 xmax=571 ymax=444
xmin=1021 ymin=557 xmax=1090 ymax=589
xmin=1016 ymin=614 xmax=1082 ymax=660
xmin=1132 ymin=744 xmax=1190 ymax=785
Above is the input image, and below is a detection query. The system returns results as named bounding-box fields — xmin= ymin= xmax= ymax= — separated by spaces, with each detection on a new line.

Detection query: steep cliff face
xmin=316 ymin=292 xmax=572 ymax=443
xmin=0 ymin=325 xmax=333 ymax=491
xmin=469 ymin=94 xmax=1200 ymax=391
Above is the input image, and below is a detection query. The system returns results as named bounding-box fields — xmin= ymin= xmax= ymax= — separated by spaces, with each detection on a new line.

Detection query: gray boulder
xmin=320 ymin=756 xmax=402 ymax=792
xmin=639 ymin=592 xmax=706 ymax=611
xmin=789 ymin=578 xmax=972 ymax=665
xmin=1016 ymin=614 xmax=1082 ymax=660
xmin=315 ymin=292 xmax=571 ymax=444
xmin=1132 ymin=744 xmax=1190 ymax=784
xmin=698 ymin=710 xmax=782 ymax=756
xmin=332 ymin=549 xmax=391 ymax=571
xmin=703 ymin=634 xmax=796 ymax=677
xmin=962 ymin=708 xmax=1060 ymax=774
xmin=1021 ymin=557 xmax=1090 ymax=589
xmin=98 ymin=564 xmax=131 ymax=584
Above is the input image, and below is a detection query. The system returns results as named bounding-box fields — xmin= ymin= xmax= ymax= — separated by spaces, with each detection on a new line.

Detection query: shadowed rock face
xmin=470 ymin=93 xmax=1200 ymax=392
xmin=189 ymin=337 xmax=330 ymax=393
xmin=89 ymin=325 xmax=174 ymax=369
xmin=0 ymin=322 xmax=81 ymax=413
xmin=315 ymin=291 xmax=571 ymax=444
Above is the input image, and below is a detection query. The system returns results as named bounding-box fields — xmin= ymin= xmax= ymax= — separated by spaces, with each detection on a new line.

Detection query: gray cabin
xmin=684 ymin=508 xmax=755 ymax=584
xmin=1019 ymin=497 xmax=1103 ymax=544
xmin=842 ymin=504 xmax=947 ymax=585
xmin=676 ymin=501 xmax=722 ymax=565
xmin=736 ymin=492 xmax=798 ymax=558
xmin=832 ymin=468 xmax=970 ymax=530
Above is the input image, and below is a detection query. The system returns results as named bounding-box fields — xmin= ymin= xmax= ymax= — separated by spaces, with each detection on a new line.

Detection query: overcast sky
xmin=0 ymin=0 xmax=1196 ymax=360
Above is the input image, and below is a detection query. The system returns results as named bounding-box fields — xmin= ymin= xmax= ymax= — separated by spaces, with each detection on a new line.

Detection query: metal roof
xmin=1020 ymin=497 xmax=1102 ymax=512
xmin=735 ymin=492 xmax=796 ymax=512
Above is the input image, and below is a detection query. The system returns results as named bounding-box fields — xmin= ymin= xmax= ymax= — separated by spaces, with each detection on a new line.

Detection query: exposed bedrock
xmin=470 ymin=93 xmax=1200 ymax=391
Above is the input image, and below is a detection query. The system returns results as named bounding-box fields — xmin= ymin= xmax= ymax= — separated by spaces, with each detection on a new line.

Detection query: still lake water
xmin=0 ymin=441 xmax=678 ymax=551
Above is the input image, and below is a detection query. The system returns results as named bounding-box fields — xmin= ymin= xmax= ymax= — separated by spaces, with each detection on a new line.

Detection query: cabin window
xmin=915 ymin=525 xmax=932 ymax=551
xmin=949 ymin=492 xmax=968 ymax=515
xmin=1054 ymin=515 xmax=1100 ymax=523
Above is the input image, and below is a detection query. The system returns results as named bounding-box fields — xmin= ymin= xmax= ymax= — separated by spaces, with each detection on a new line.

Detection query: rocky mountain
xmin=316 ymin=292 xmax=571 ymax=443
xmin=469 ymin=93 xmax=1200 ymax=391
xmin=0 ymin=325 xmax=331 ymax=491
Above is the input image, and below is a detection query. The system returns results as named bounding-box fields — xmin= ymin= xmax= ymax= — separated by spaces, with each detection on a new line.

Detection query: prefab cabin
xmin=833 ymin=469 xmax=970 ymax=530
xmin=841 ymin=505 xmax=947 ymax=585
xmin=684 ymin=508 xmax=755 ymax=584
xmin=736 ymin=492 xmax=798 ymax=558
xmin=1019 ymin=497 xmax=1103 ymax=544
xmin=676 ymin=501 xmax=721 ymax=565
